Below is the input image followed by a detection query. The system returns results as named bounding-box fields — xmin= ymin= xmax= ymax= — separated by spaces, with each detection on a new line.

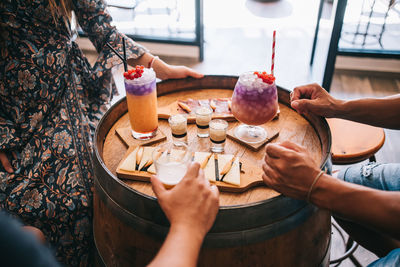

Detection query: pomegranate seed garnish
xmin=124 ymin=65 xmax=146 ymax=80
xmin=254 ymin=71 xmax=275 ymax=84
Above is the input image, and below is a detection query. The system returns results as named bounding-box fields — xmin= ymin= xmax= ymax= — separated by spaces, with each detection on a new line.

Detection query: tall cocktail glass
xmin=124 ymin=67 xmax=158 ymax=140
xmin=231 ymin=71 xmax=278 ymax=143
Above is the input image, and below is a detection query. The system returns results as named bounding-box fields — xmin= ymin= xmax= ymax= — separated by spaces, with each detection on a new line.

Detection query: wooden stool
xmin=327 ymin=118 xmax=385 ymax=164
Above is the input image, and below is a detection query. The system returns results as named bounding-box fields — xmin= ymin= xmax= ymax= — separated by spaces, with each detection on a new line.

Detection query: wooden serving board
xmin=158 ymin=97 xmax=237 ymax=123
xmin=116 ymin=146 xmax=265 ymax=193
xmin=115 ymin=127 xmax=166 ymax=147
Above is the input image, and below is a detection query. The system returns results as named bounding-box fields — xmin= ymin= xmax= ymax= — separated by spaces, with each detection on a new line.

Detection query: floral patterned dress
xmin=0 ymin=0 xmax=146 ymax=265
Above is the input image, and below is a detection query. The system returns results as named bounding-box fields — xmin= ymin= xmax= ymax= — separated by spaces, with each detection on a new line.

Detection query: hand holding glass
xmin=153 ymin=142 xmax=192 ymax=188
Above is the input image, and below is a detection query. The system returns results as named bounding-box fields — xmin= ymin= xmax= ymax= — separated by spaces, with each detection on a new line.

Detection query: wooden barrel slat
xmin=93 ymin=75 xmax=332 ymax=266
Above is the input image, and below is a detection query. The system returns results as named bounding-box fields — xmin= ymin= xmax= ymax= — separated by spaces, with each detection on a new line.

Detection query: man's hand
xmin=262 ymin=141 xmax=321 ymax=200
xmin=0 ymin=150 xmax=14 ymax=173
xmin=151 ymin=162 xmax=219 ymax=237
xmin=290 ymin=83 xmax=343 ymax=117
xmin=149 ymin=163 xmax=219 ymax=267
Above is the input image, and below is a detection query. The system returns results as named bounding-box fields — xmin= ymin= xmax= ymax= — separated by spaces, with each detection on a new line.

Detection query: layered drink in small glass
xmin=195 ymin=106 xmax=213 ymax=138
xmin=210 ymin=119 xmax=228 ymax=153
xmin=124 ymin=66 xmax=158 ymax=140
xmin=168 ymin=114 xmax=188 ymax=146
xmin=231 ymin=71 xmax=278 ymax=143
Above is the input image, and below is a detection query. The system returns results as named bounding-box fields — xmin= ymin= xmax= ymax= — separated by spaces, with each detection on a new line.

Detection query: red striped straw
xmin=271 ymin=30 xmax=276 ymax=76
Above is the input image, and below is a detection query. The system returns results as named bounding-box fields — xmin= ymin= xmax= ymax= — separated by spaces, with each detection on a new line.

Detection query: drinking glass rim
xmin=152 ymin=142 xmax=192 ymax=166
xmin=124 ymin=68 xmax=156 ymax=86
xmin=210 ymin=119 xmax=229 ymax=129
xmin=168 ymin=113 xmax=188 ymax=124
xmin=237 ymin=71 xmax=276 ymax=87
xmin=195 ymin=106 xmax=213 ymax=116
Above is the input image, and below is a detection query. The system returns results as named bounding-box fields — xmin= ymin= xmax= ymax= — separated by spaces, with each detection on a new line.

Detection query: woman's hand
xmin=151 ymin=162 xmax=219 ymax=238
xmin=290 ymin=83 xmax=343 ymax=117
xmin=127 ymin=53 xmax=204 ymax=80
xmin=153 ymin=59 xmax=204 ymax=80
xmin=0 ymin=150 xmax=14 ymax=173
xmin=262 ymin=141 xmax=321 ymax=200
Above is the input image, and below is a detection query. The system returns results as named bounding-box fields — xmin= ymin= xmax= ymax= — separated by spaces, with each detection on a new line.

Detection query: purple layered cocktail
xmin=231 ymin=71 xmax=278 ymax=143
xmin=124 ymin=66 xmax=158 ymax=140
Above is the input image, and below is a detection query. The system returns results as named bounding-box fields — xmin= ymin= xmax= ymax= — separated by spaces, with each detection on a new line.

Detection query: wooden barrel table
xmin=93 ymin=75 xmax=332 ymax=267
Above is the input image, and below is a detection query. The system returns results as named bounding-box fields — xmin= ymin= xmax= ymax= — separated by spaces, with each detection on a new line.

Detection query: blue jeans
xmin=368 ymin=248 xmax=400 ymax=267
xmin=338 ymin=163 xmax=400 ymax=266
xmin=338 ymin=163 xmax=400 ymax=191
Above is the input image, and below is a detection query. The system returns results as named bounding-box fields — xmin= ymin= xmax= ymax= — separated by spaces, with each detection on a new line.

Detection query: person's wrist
xmin=152 ymin=57 xmax=170 ymax=80
xmin=332 ymin=99 xmax=348 ymax=118
xmin=308 ymin=173 xmax=337 ymax=208
xmin=147 ymin=55 xmax=159 ymax=69
xmin=170 ymin=222 xmax=207 ymax=243
xmin=306 ymin=170 xmax=324 ymax=203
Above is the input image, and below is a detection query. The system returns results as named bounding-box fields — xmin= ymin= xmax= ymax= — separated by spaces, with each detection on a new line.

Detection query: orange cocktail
xmin=124 ymin=66 xmax=158 ymax=140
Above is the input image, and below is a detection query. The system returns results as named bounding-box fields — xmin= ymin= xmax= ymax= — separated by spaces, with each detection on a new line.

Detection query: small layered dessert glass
xmin=168 ymin=114 xmax=188 ymax=146
xmin=231 ymin=71 xmax=278 ymax=143
xmin=195 ymin=106 xmax=213 ymax=138
xmin=124 ymin=66 xmax=158 ymax=140
xmin=210 ymin=119 xmax=228 ymax=153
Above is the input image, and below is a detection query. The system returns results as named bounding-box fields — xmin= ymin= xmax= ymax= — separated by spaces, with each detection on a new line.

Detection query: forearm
xmin=335 ymin=95 xmax=400 ymax=129
xmin=127 ymin=53 xmax=170 ymax=79
xmin=147 ymin=225 xmax=204 ymax=267
xmin=127 ymin=53 xmax=154 ymax=68
xmin=311 ymin=174 xmax=400 ymax=239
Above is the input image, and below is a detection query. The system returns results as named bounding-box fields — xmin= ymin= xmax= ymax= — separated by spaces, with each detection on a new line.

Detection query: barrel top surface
xmin=327 ymin=118 xmax=385 ymax=164
xmin=101 ymin=85 xmax=326 ymax=207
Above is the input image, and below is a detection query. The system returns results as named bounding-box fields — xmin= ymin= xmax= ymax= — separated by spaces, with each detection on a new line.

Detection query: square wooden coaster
xmin=227 ymin=126 xmax=279 ymax=151
xmin=116 ymin=127 xmax=166 ymax=147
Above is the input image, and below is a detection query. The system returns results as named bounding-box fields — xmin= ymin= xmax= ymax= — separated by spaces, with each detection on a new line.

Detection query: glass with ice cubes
xmin=231 ymin=71 xmax=278 ymax=143
xmin=153 ymin=142 xmax=191 ymax=189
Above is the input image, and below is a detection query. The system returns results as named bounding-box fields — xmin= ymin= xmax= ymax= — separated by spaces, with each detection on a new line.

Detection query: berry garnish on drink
xmin=254 ymin=71 xmax=275 ymax=84
xmin=124 ymin=65 xmax=145 ymax=80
